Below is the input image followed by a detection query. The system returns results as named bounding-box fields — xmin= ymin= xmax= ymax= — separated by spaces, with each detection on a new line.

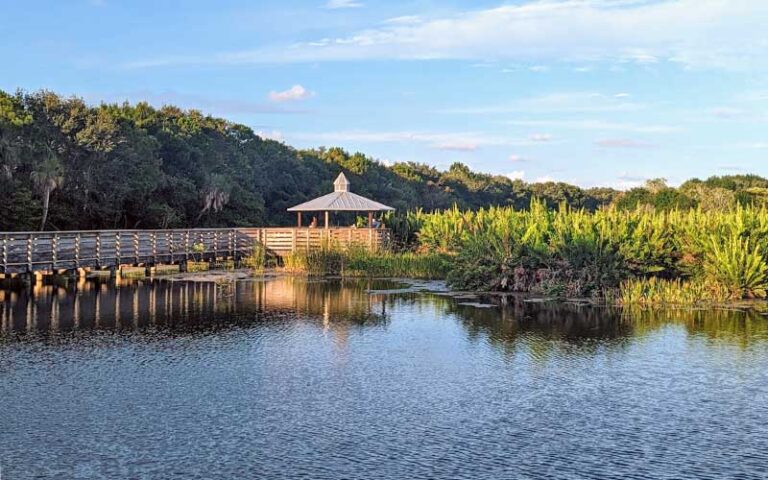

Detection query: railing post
xmin=115 ymin=232 xmax=121 ymax=267
xmin=167 ymin=232 xmax=173 ymax=263
xmin=151 ymin=232 xmax=157 ymax=264
xmin=75 ymin=233 xmax=81 ymax=268
xmin=133 ymin=232 xmax=139 ymax=264
xmin=96 ymin=234 xmax=101 ymax=267
xmin=26 ymin=234 xmax=33 ymax=272
xmin=52 ymin=233 xmax=58 ymax=270
xmin=1 ymin=235 xmax=7 ymax=273
xmin=213 ymin=231 xmax=218 ymax=259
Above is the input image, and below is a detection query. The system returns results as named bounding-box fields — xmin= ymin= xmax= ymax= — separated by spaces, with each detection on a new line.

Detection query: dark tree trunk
xmin=40 ymin=188 xmax=51 ymax=231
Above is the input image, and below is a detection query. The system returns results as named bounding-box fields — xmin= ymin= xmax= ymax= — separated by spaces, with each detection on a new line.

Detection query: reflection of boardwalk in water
xmin=0 ymin=277 xmax=389 ymax=336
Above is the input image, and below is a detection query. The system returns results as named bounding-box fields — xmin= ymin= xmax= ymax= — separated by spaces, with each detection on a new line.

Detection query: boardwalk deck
xmin=0 ymin=227 xmax=390 ymax=274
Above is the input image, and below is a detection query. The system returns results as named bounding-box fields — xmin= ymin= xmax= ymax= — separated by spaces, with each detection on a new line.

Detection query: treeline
xmin=1 ymin=89 xmax=767 ymax=232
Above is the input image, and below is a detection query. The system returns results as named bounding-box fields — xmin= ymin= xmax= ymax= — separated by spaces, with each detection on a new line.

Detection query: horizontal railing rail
xmin=0 ymin=227 xmax=390 ymax=274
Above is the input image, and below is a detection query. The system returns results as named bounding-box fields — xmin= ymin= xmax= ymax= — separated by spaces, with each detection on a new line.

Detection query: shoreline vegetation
xmin=249 ymin=201 xmax=768 ymax=308
xmin=412 ymin=201 xmax=768 ymax=307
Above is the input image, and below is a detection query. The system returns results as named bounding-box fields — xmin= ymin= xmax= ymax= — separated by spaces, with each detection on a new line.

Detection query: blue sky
xmin=1 ymin=0 xmax=767 ymax=188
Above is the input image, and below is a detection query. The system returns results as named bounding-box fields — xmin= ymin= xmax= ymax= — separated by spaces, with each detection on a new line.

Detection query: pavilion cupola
xmin=334 ymin=173 xmax=350 ymax=192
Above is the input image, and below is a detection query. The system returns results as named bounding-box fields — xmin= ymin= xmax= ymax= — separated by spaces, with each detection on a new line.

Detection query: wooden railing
xmin=0 ymin=227 xmax=390 ymax=274
xmin=238 ymin=227 xmax=390 ymax=254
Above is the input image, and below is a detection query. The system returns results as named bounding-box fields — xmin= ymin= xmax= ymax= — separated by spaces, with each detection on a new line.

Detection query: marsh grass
xmin=420 ymin=200 xmax=768 ymax=304
xmin=282 ymin=241 xmax=450 ymax=279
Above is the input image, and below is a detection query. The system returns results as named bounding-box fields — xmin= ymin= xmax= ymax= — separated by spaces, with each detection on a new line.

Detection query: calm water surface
xmin=2 ymin=276 xmax=768 ymax=479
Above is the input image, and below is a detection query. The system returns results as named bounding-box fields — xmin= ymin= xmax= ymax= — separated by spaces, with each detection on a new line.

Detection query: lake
xmin=2 ymin=276 xmax=767 ymax=479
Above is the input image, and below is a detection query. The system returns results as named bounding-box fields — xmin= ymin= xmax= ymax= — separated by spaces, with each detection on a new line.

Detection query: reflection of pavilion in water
xmin=0 ymin=276 xmax=388 ymax=339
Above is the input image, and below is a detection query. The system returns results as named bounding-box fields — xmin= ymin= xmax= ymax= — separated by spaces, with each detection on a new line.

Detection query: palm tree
xmin=31 ymin=151 xmax=64 ymax=231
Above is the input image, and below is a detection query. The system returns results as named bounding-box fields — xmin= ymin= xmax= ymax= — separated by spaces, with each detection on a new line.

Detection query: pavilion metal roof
xmin=287 ymin=173 xmax=395 ymax=212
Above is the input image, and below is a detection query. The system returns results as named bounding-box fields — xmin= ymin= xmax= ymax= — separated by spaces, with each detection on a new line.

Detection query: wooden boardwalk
xmin=0 ymin=227 xmax=390 ymax=275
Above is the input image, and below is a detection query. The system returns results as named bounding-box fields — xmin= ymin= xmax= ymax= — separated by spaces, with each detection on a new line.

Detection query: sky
xmin=1 ymin=0 xmax=768 ymax=189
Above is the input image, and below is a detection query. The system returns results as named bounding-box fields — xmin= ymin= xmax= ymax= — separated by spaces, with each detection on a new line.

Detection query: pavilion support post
xmin=324 ymin=211 xmax=329 ymax=229
xmin=297 ymin=212 xmax=302 ymax=227
xmin=368 ymin=212 xmax=373 ymax=229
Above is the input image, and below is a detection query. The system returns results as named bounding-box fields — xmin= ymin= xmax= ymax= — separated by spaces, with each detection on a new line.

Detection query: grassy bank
xmin=282 ymin=244 xmax=450 ymax=280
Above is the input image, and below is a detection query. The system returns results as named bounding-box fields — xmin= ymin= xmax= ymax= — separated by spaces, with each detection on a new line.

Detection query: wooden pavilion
xmin=237 ymin=173 xmax=394 ymax=255
xmin=287 ymin=173 xmax=395 ymax=228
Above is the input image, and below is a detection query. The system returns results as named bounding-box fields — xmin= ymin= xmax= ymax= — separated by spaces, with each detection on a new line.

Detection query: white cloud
xmin=595 ymin=138 xmax=654 ymax=148
xmin=505 ymin=170 xmax=525 ymax=180
xmin=509 ymin=119 xmax=679 ymax=134
xmin=290 ymin=130 xmax=539 ymax=149
xmin=528 ymin=133 xmax=553 ymax=142
xmin=445 ymin=91 xmax=645 ymax=115
xmin=255 ymin=130 xmax=285 ymax=142
xmin=718 ymin=164 xmax=747 ymax=173
xmin=614 ymin=173 xmax=648 ymax=190
xmin=325 ymin=0 xmax=362 ymax=9
xmin=433 ymin=141 xmax=478 ymax=152
xmin=384 ymin=15 xmax=421 ymax=25
xmin=268 ymin=85 xmax=313 ymax=102
xmin=529 ymin=65 xmax=549 ymax=73
xmin=508 ymin=154 xmax=527 ymax=163
xmin=712 ymin=107 xmax=747 ymax=119
xmin=126 ymin=1 xmax=768 ymax=70
xmin=734 ymin=142 xmax=768 ymax=150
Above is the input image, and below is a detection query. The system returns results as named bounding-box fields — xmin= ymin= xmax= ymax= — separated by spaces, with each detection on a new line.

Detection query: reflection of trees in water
xmin=3 ymin=278 xmax=766 ymax=351
xmin=425 ymin=294 xmax=768 ymax=357
xmin=623 ymin=307 xmax=768 ymax=347
xmin=0 ymin=276 xmax=389 ymax=339
xmin=443 ymin=296 xmax=632 ymax=358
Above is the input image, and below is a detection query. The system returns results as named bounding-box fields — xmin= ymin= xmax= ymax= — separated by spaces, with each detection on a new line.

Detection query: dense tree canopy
xmin=0 ymin=89 xmax=765 ymax=232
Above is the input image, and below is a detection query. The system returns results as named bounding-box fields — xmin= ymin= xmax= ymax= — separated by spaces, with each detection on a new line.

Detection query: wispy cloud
xmin=268 ymin=85 xmax=314 ymax=102
xmin=290 ymin=130 xmax=544 ymax=149
xmin=595 ymin=138 xmax=655 ymax=148
xmin=433 ymin=141 xmax=479 ymax=152
xmin=509 ymin=119 xmax=680 ymax=134
xmin=718 ymin=164 xmax=747 ymax=173
xmin=712 ymin=107 xmax=748 ymax=119
xmin=444 ymin=92 xmax=645 ymax=115
xmin=505 ymin=170 xmax=525 ymax=180
xmin=124 ymin=1 xmax=768 ymax=70
xmin=614 ymin=173 xmax=649 ymax=189
xmin=508 ymin=154 xmax=528 ymax=163
xmin=528 ymin=133 xmax=553 ymax=142
xmin=325 ymin=0 xmax=363 ymax=9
